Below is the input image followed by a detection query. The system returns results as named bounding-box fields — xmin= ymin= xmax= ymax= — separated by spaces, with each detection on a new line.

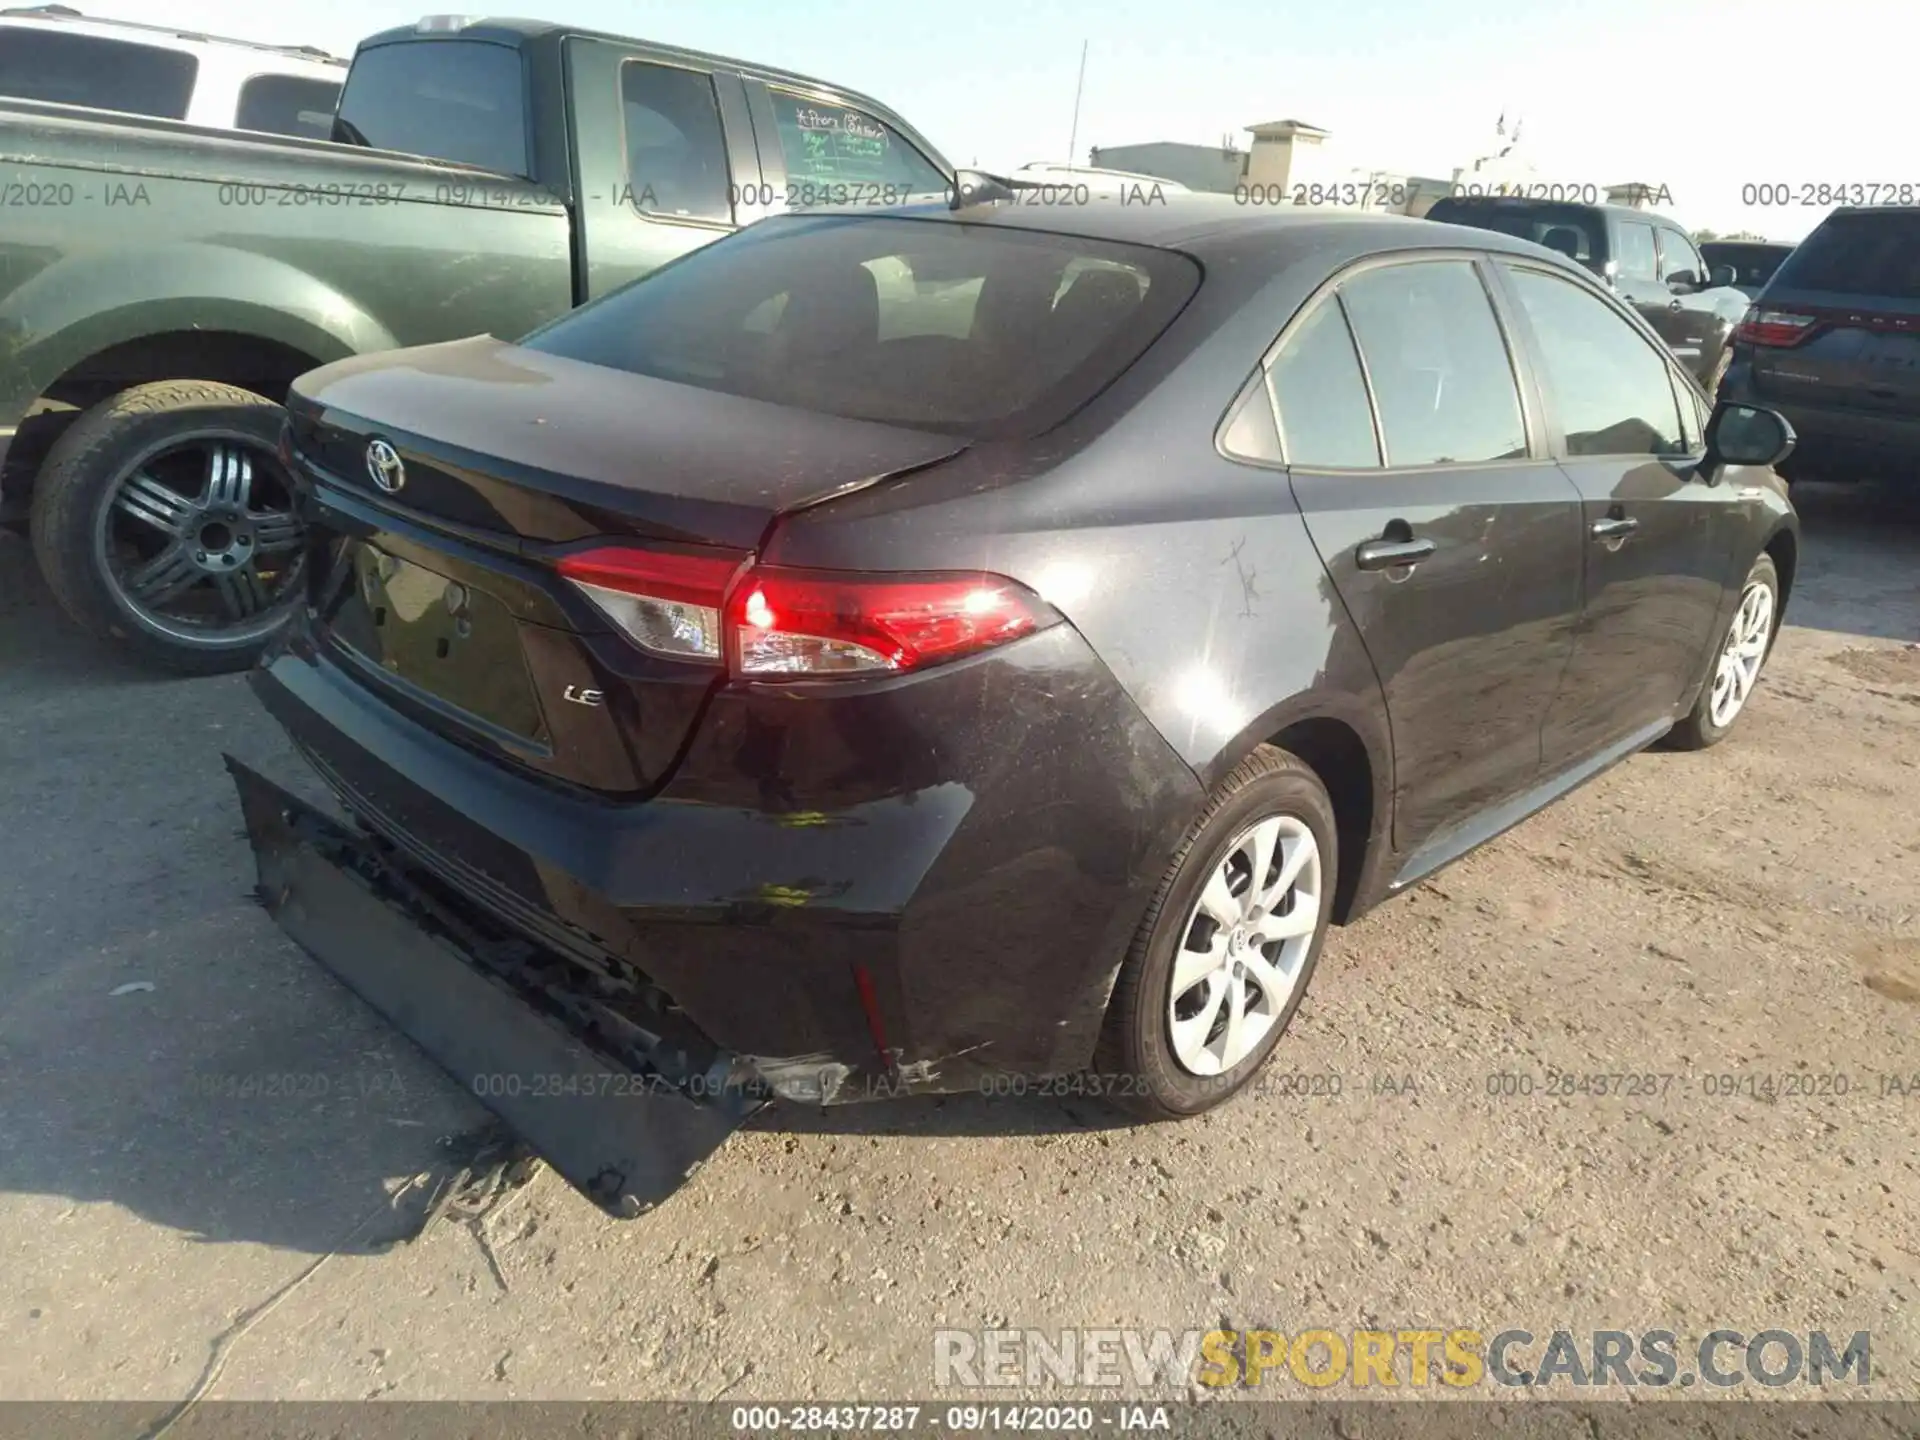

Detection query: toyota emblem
xmin=365 ymin=438 xmax=406 ymax=494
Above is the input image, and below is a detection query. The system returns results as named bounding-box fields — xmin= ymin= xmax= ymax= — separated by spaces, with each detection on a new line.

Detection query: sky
xmin=90 ymin=0 xmax=1910 ymax=239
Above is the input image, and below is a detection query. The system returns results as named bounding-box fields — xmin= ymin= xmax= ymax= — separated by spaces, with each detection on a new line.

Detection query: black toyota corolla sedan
xmin=248 ymin=192 xmax=1800 ymax=1134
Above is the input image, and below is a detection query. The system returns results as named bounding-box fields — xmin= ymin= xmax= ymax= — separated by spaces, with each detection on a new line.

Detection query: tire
xmin=1665 ymin=552 xmax=1780 ymax=751
xmin=29 ymin=381 xmax=304 ymax=676
xmin=1096 ymin=745 xmax=1338 ymax=1120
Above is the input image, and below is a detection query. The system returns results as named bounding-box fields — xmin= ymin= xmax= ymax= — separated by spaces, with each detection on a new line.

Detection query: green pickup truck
xmin=0 ymin=15 xmax=950 ymax=671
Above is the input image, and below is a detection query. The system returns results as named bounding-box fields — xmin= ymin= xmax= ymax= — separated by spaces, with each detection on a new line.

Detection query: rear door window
xmin=1504 ymin=265 xmax=1688 ymax=457
xmin=333 ymin=39 xmax=526 ymax=174
xmin=522 ymin=214 xmax=1199 ymax=438
xmin=1337 ymin=260 xmax=1528 ymax=466
xmin=1615 ymin=222 xmax=1659 ymax=281
xmin=765 ymin=89 xmax=947 ymax=203
xmin=1771 ymin=211 xmax=1920 ymax=299
xmin=235 ymin=74 xmax=342 ymax=139
xmin=0 ymin=29 xmax=196 ymax=118
xmin=620 ymin=60 xmax=732 ymax=224
xmin=1265 ymin=299 xmax=1380 ymax=468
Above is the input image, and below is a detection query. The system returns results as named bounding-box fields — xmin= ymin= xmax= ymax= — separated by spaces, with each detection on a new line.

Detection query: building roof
xmin=1246 ymin=119 xmax=1329 ymax=138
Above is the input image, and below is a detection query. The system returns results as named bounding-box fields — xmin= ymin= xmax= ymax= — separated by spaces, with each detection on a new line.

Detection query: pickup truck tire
xmin=29 ymin=381 xmax=303 ymax=675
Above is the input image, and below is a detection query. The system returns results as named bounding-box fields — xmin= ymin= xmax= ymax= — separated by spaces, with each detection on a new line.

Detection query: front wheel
xmin=29 ymin=381 xmax=305 ymax=675
xmin=1665 ymin=552 xmax=1780 ymax=750
xmin=1096 ymin=745 xmax=1338 ymax=1119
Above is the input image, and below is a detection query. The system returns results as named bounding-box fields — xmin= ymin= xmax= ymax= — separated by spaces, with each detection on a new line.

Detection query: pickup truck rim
xmin=1167 ymin=813 xmax=1322 ymax=1077
xmin=95 ymin=431 xmax=303 ymax=645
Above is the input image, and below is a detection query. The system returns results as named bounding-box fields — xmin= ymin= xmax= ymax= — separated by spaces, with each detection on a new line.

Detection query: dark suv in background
xmin=1720 ymin=207 xmax=1920 ymax=486
xmin=1425 ymin=195 xmax=1751 ymax=389
xmin=1701 ymin=240 xmax=1795 ymax=299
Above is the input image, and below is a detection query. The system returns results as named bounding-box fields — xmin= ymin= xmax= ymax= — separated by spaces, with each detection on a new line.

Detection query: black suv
xmin=1700 ymin=240 xmax=1795 ymax=299
xmin=1719 ymin=207 xmax=1920 ymax=485
xmin=1425 ymin=195 xmax=1751 ymax=389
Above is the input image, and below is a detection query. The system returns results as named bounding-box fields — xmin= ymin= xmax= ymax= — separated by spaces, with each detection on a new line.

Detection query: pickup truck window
xmin=333 ymin=40 xmax=527 ymax=176
xmin=1614 ymin=221 xmax=1659 ymax=281
xmin=1655 ymin=228 xmax=1704 ymax=282
xmin=236 ymin=73 xmax=342 ymax=141
xmin=523 ymin=214 xmax=1199 ymax=438
xmin=621 ymin=60 xmax=731 ymax=225
xmin=0 ymin=29 xmax=196 ymax=119
xmin=766 ymin=88 xmax=946 ymax=201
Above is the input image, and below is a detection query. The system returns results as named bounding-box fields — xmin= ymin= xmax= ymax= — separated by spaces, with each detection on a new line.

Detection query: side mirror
xmin=1706 ymin=402 xmax=1797 ymax=471
xmin=1707 ymin=263 xmax=1738 ymax=289
xmin=1666 ymin=269 xmax=1699 ymax=293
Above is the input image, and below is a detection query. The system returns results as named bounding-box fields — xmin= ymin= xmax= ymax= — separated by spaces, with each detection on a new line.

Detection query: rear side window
xmin=766 ymin=89 xmax=946 ymax=202
xmin=236 ymin=74 xmax=342 ymax=140
xmin=1504 ymin=266 xmax=1687 ymax=458
xmin=621 ymin=61 xmax=731 ymax=224
xmin=1266 ymin=300 xmax=1379 ymax=468
xmin=0 ymin=29 xmax=196 ymax=118
xmin=333 ymin=40 xmax=526 ymax=175
xmin=1615 ymin=222 xmax=1658 ymax=280
xmin=1338 ymin=261 xmax=1528 ymax=466
xmin=522 ymin=214 xmax=1199 ymax=438
xmin=1772 ymin=211 xmax=1920 ymax=299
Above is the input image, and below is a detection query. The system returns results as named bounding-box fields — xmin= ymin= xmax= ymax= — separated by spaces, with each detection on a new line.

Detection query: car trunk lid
xmin=287 ymin=337 xmax=966 ymax=793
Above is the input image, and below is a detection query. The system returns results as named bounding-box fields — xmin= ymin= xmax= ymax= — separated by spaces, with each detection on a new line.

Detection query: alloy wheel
xmin=96 ymin=433 xmax=304 ymax=646
xmin=1166 ymin=813 xmax=1323 ymax=1077
xmin=1708 ymin=577 xmax=1774 ymax=729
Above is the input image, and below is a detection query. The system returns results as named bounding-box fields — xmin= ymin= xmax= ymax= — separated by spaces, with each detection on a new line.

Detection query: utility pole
xmin=1066 ymin=40 xmax=1089 ymax=167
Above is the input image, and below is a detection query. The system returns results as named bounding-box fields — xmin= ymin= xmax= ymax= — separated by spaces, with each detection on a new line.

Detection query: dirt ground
xmin=1 ymin=480 xmax=1916 ymax=1410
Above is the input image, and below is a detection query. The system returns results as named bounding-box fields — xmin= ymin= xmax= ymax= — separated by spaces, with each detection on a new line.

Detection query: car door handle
xmin=1590 ymin=516 xmax=1639 ymax=541
xmin=1354 ymin=536 xmax=1437 ymax=570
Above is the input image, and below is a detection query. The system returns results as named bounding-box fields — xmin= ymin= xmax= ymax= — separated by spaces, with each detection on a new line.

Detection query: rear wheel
xmin=29 ymin=381 xmax=305 ymax=675
xmin=1096 ymin=745 xmax=1337 ymax=1119
xmin=1666 ymin=553 xmax=1779 ymax=750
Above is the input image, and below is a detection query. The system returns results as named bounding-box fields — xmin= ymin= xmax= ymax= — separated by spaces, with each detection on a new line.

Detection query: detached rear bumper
xmin=228 ymin=757 xmax=756 ymax=1217
xmin=249 ymin=620 xmax=1203 ymax=1104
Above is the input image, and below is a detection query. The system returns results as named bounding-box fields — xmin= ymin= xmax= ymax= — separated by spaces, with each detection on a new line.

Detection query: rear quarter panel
xmin=762 ymin=253 xmax=1395 ymax=881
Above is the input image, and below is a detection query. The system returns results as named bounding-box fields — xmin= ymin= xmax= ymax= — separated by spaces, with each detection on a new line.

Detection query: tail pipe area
xmin=225 ymin=756 xmax=762 ymax=1218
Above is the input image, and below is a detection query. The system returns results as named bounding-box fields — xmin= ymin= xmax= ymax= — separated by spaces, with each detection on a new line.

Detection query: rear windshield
xmin=1771 ymin=211 xmax=1920 ymax=300
xmin=1425 ymin=199 xmax=1605 ymax=268
xmin=236 ymin=73 xmax=342 ymax=140
xmin=521 ymin=215 xmax=1202 ymax=439
xmin=1699 ymin=242 xmax=1790 ymax=289
xmin=0 ymin=28 xmax=196 ymax=119
xmin=333 ymin=39 xmax=525 ymax=174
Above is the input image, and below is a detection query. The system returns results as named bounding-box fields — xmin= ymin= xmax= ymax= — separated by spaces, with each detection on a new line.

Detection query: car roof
xmin=799 ymin=191 xmax=1582 ymax=271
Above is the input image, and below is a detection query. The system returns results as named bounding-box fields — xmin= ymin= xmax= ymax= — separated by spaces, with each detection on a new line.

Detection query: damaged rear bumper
xmin=229 ymin=757 xmax=762 ymax=1218
xmin=247 ymin=624 xmax=1203 ymax=1105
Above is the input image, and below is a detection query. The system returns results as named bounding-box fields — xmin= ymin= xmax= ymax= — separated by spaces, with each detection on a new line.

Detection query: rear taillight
xmin=1733 ymin=307 xmax=1819 ymax=347
xmin=728 ymin=567 xmax=1051 ymax=676
xmin=558 ymin=545 xmax=1056 ymax=677
xmin=557 ymin=545 xmax=748 ymax=661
